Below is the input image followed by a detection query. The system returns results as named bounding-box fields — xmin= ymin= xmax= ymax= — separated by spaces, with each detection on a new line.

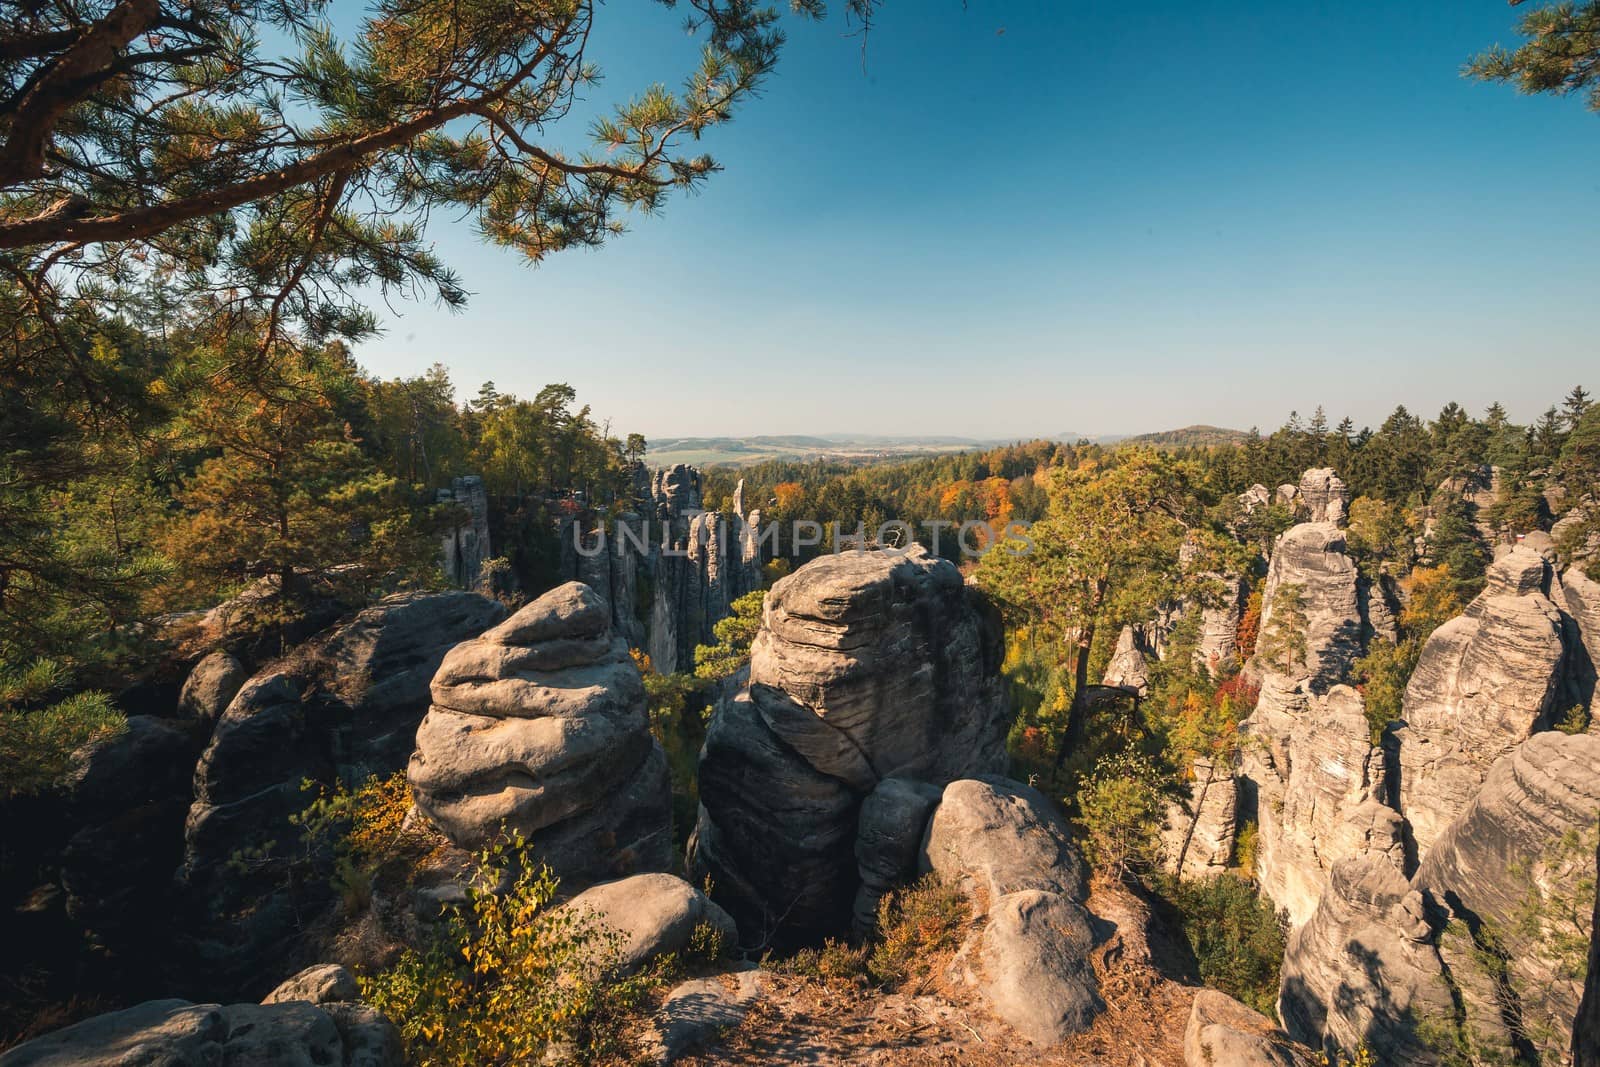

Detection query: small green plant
xmin=1553 ymin=703 xmax=1590 ymax=735
xmin=868 ymin=874 xmax=970 ymax=988
xmin=772 ymin=939 xmax=870 ymax=986
xmin=359 ymin=834 xmax=649 ymax=1065
xmin=293 ymin=771 xmax=435 ymax=911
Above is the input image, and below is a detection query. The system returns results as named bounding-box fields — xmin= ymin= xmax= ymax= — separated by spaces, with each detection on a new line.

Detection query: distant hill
xmin=645 ymin=434 xmax=1010 ymax=468
xmin=1117 ymin=425 xmax=1248 ymax=449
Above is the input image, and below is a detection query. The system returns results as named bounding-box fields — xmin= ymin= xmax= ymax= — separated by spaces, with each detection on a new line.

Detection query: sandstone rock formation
xmin=438 ymin=474 xmax=492 ymax=589
xmin=176 ymin=650 xmax=249 ymax=723
xmin=1412 ymin=731 xmax=1600 ymax=1060
xmin=1160 ymin=757 xmax=1238 ymax=879
xmin=1576 ymin=829 xmax=1600 ymax=1067
xmin=184 ymin=591 xmax=505 ymax=893
xmin=1279 ymin=856 xmax=1456 ymax=1063
xmin=409 ymin=582 xmax=673 ymax=884
xmin=561 ymin=465 xmax=763 ymax=674
xmin=1298 ymin=468 xmax=1350 ymax=526
xmin=1251 ymin=522 xmax=1364 ymax=695
xmin=1559 ymin=563 xmax=1600 ymax=718
xmin=0 ymin=994 xmax=400 ymax=1067
xmin=559 ymin=873 xmax=737 ymax=974
xmin=1390 ymin=547 xmax=1566 ymax=856
xmin=918 ymin=777 xmax=1102 ymax=1044
xmin=1101 ymin=625 xmax=1153 ymax=696
xmin=688 ymin=547 xmax=1009 ymax=947
xmin=1184 ymin=989 xmax=1317 ymax=1067
xmin=1248 ymin=686 xmax=1395 ymax=926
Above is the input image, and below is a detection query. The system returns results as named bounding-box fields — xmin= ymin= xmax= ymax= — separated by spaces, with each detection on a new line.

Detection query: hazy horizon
xmin=350 ymin=0 xmax=1600 ymax=442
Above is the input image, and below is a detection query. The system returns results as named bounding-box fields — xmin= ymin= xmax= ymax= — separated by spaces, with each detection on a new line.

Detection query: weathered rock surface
xmin=559 ymin=873 xmax=737 ymax=974
xmin=410 ymin=582 xmax=672 ymax=884
xmin=1196 ymin=574 xmax=1248 ymax=674
xmin=0 ymin=996 xmax=401 ymax=1067
xmin=184 ymin=591 xmax=506 ymax=899
xmin=1253 ymin=686 xmax=1394 ymax=926
xmin=1559 ymin=564 xmax=1600 ymax=719
xmin=1298 ymin=468 xmax=1350 ymax=526
xmin=1102 ymin=625 xmax=1152 ymax=696
xmin=1160 ymin=757 xmax=1238 ymax=879
xmin=645 ymin=970 xmax=762 ymax=1065
xmin=688 ymin=548 xmax=1009 ymax=946
xmin=1391 ymin=548 xmax=1566 ymax=857
xmin=1576 ymin=827 xmax=1600 ymax=1067
xmin=1412 ymin=731 xmax=1600 ymax=1060
xmin=1279 ymin=856 xmax=1456 ymax=1064
xmin=1252 ymin=522 xmax=1364 ymax=695
xmin=438 ymin=474 xmax=492 ymax=590
xmin=919 ymin=777 xmax=1102 ymax=1044
xmin=853 ymin=777 xmax=942 ymax=935
xmin=176 ymin=650 xmax=249 ymax=723
xmin=263 ymin=963 xmax=360 ymax=1005
xmin=1184 ymin=989 xmax=1317 ymax=1067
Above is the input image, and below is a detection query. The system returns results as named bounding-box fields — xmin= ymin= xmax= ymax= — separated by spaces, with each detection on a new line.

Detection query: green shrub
xmin=868 ymin=874 xmax=970 ymax=988
xmin=359 ymin=835 xmax=648 ymax=1065
xmin=1161 ymin=873 xmax=1286 ymax=1017
xmin=0 ymin=659 xmax=124 ymax=798
xmin=1079 ymin=751 xmax=1171 ymax=882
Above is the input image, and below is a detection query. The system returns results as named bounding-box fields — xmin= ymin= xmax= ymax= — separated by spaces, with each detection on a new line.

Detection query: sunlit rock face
xmin=409 ymin=582 xmax=673 ymax=885
xmin=1390 ymin=547 xmax=1566 ymax=858
xmin=687 ymin=547 xmax=1010 ymax=947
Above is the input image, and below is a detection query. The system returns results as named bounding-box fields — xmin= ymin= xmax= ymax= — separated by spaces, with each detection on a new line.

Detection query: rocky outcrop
xmin=184 ymin=592 xmax=505 ymax=894
xmin=558 ymin=873 xmax=737 ymax=974
xmin=1412 ymin=731 xmax=1600 ymax=1062
xmin=1101 ymin=625 xmax=1153 ymax=696
xmin=918 ymin=777 xmax=1102 ymax=1044
xmin=409 ymin=582 xmax=673 ymax=884
xmin=687 ymin=547 xmax=1009 ymax=947
xmin=1391 ymin=547 xmax=1566 ymax=856
xmin=1249 ymin=687 xmax=1395 ymax=926
xmin=176 ymin=650 xmax=248 ymax=724
xmin=1298 ymin=468 xmax=1350 ymax=526
xmin=438 ymin=474 xmax=492 ymax=589
xmin=60 ymin=715 xmax=208 ymax=944
xmin=1279 ymin=856 xmax=1456 ymax=1064
xmin=0 ymin=994 xmax=401 ymax=1067
xmin=1161 ymin=757 xmax=1238 ymax=879
xmin=1251 ymin=522 xmax=1364 ymax=695
xmin=563 ymin=466 xmax=763 ymax=674
xmin=1185 ymin=989 xmax=1317 ymax=1067
xmin=1559 ymin=564 xmax=1600 ymax=719
xmin=1576 ymin=828 xmax=1600 ymax=1067
xmin=1196 ymin=573 xmax=1248 ymax=674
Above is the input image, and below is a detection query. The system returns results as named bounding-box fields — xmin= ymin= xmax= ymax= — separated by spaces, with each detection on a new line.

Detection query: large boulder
xmin=0 ymin=996 xmax=401 ymax=1067
xmin=409 ymin=582 xmax=672 ymax=884
xmin=687 ymin=548 xmax=1009 ymax=946
xmin=1390 ymin=548 xmax=1566 ymax=857
xmin=1412 ymin=731 xmax=1600 ymax=1062
xmin=176 ymin=650 xmax=249 ymax=724
xmin=1185 ymin=989 xmax=1317 ymax=1067
xmin=918 ymin=776 xmax=1102 ymax=1044
xmin=558 ymin=873 xmax=737 ymax=975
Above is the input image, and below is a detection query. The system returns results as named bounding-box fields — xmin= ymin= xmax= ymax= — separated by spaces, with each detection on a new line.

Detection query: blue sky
xmin=351 ymin=1 xmax=1600 ymax=440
